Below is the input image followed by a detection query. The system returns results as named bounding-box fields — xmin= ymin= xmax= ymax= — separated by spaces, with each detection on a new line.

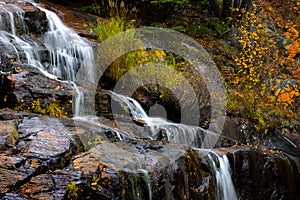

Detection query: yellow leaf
xmin=275 ymin=89 xmax=281 ymax=96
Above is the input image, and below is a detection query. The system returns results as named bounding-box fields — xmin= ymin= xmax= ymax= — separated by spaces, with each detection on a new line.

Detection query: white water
xmin=0 ymin=0 xmax=95 ymax=117
xmin=38 ymin=6 xmax=95 ymax=82
xmin=110 ymin=92 xmax=152 ymax=125
xmin=36 ymin=6 xmax=96 ymax=116
xmin=137 ymin=169 xmax=152 ymax=200
xmin=112 ymin=90 xmax=237 ymax=199
xmin=0 ymin=1 xmax=237 ymax=199
xmin=207 ymin=151 xmax=238 ymax=200
xmin=0 ymin=3 xmax=26 ymax=35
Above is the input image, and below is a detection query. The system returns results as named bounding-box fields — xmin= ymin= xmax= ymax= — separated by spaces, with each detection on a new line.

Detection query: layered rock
xmin=0 ymin=62 xmax=74 ymax=117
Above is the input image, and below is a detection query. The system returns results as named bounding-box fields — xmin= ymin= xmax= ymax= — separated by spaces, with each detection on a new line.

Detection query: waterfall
xmin=206 ymin=151 xmax=238 ymax=200
xmin=36 ymin=6 xmax=96 ymax=116
xmin=108 ymin=92 xmax=238 ymax=200
xmin=0 ymin=1 xmax=238 ymax=199
xmin=110 ymin=92 xmax=207 ymax=147
xmin=0 ymin=0 xmax=95 ymax=116
xmin=110 ymin=92 xmax=152 ymax=125
xmin=37 ymin=6 xmax=95 ymax=82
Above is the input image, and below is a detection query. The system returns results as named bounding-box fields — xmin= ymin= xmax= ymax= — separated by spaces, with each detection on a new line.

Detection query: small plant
xmin=204 ymin=17 xmax=230 ymax=36
xmin=46 ymin=98 xmax=66 ymax=118
xmin=31 ymin=98 xmax=46 ymax=114
xmin=14 ymin=98 xmax=67 ymax=118
xmin=66 ymin=182 xmax=79 ymax=199
xmin=89 ymin=175 xmax=101 ymax=187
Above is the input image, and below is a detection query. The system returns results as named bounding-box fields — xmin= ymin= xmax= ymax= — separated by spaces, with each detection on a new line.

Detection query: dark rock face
xmin=0 ymin=64 xmax=74 ymax=117
xmin=0 ymin=110 xmax=78 ymax=199
xmin=0 ymin=120 xmax=18 ymax=151
xmin=227 ymin=147 xmax=300 ymax=200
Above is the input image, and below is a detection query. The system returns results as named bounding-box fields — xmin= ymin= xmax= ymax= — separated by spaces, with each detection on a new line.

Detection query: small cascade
xmin=0 ymin=0 xmax=94 ymax=83
xmin=37 ymin=6 xmax=95 ymax=82
xmin=0 ymin=3 xmax=26 ymax=35
xmin=110 ymin=92 xmax=205 ymax=147
xmin=130 ymin=169 xmax=152 ymax=200
xmin=110 ymin=92 xmax=152 ymax=125
xmin=0 ymin=31 xmax=42 ymax=67
xmin=0 ymin=1 xmax=240 ymax=199
xmin=149 ymin=117 xmax=205 ymax=147
xmin=0 ymin=0 xmax=95 ymax=116
xmin=206 ymin=151 xmax=238 ymax=200
xmin=136 ymin=169 xmax=152 ymax=200
xmin=36 ymin=5 xmax=96 ymax=117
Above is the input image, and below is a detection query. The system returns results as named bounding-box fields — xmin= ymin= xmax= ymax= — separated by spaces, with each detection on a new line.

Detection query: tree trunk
xmin=208 ymin=0 xmax=221 ymax=17
xmin=223 ymin=0 xmax=233 ymax=18
xmin=240 ymin=0 xmax=252 ymax=11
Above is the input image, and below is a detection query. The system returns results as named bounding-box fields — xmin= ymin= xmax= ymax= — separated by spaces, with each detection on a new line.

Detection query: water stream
xmin=206 ymin=150 xmax=238 ymax=200
xmin=0 ymin=1 xmax=237 ymax=199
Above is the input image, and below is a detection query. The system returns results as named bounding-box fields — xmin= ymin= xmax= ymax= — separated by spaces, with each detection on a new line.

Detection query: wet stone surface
xmin=0 ymin=0 xmax=299 ymax=199
xmin=0 ymin=108 xmax=299 ymax=199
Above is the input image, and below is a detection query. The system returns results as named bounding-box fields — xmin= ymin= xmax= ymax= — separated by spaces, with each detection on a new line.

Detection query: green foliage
xmin=66 ymin=182 xmax=79 ymax=199
xmin=94 ymin=17 xmax=126 ymax=42
xmin=79 ymin=5 xmax=99 ymax=15
xmin=88 ymin=174 xmax=102 ymax=188
xmin=14 ymin=98 xmax=67 ymax=118
xmin=46 ymin=99 xmax=66 ymax=118
xmin=204 ymin=17 xmax=230 ymax=36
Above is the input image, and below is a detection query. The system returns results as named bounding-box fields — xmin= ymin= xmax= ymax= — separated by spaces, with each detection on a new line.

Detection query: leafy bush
xmin=228 ymin=3 xmax=300 ymax=132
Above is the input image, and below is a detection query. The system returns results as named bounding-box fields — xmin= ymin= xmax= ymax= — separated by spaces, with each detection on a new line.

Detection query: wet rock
xmin=2 ymin=193 xmax=28 ymax=200
xmin=0 ymin=154 xmax=23 ymax=169
xmin=0 ymin=110 xmax=78 ymax=197
xmin=19 ymin=116 xmax=75 ymax=165
xmin=0 ymin=65 xmax=74 ymax=117
xmin=0 ymin=0 xmax=48 ymax=35
xmin=0 ymin=109 xmax=299 ymax=200
xmin=0 ymin=168 xmax=29 ymax=194
xmin=20 ymin=174 xmax=55 ymax=200
xmin=72 ymin=140 xmax=216 ymax=199
xmin=38 ymin=0 xmax=99 ymax=39
xmin=0 ymin=54 xmax=14 ymax=73
xmin=0 ymin=120 xmax=18 ymax=151
xmin=227 ymin=147 xmax=300 ymax=200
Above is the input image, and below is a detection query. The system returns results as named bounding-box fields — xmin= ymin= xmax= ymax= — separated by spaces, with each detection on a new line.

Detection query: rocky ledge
xmin=0 ymin=108 xmax=299 ymax=199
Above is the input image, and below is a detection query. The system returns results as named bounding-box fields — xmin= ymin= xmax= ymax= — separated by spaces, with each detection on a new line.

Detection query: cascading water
xmin=0 ymin=1 xmax=238 ymax=199
xmin=110 ymin=92 xmax=152 ymax=125
xmin=37 ymin=6 xmax=95 ymax=82
xmin=36 ymin=6 xmax=96 ymax=116
xmin=0 ymin=3 xmax=26 ymax=35
xmin=110 ymin=92 xmax=206 ymax=147
xmin=0 ymin=0 xmax=95 ymax=116
xmin=110 ymin=93 xmax=238 ymax=199
xmin=206 ymin=151 xmax=238 ymax=200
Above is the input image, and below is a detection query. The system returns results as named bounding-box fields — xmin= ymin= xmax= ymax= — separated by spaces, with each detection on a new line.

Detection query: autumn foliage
xmin=228 ymin=1 xmax=300 ymax=131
